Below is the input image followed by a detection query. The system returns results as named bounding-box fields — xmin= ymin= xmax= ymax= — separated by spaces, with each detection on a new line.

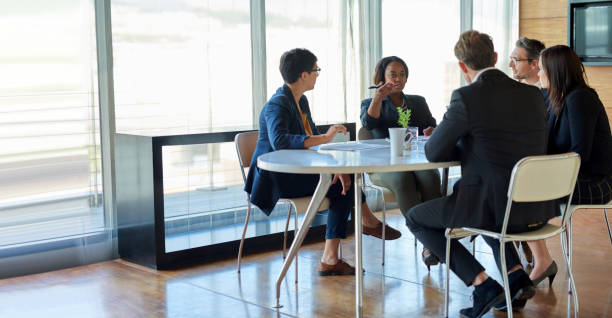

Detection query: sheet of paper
xmin=317 ymin=141 xmax=390 ymax=151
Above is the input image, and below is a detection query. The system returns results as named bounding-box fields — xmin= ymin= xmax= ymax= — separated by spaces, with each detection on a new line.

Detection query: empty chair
xmin=566 ymin=200 xmax=612 ymax=273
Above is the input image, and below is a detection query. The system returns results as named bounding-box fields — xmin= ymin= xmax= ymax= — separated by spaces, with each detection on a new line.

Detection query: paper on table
xmin=317 ymin=141 xmax=390 ymax=151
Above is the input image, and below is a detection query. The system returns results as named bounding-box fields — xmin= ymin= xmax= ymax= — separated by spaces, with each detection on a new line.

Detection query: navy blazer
xmin=425 ymin=69 xmax=558 ymax=229
xmin=244 ymin=84 xmax=320 ymax=215
xmin=360 ymin=93 xmax=436 ymax=138
xmin=546 ymin=87 xmax=612 ymax=179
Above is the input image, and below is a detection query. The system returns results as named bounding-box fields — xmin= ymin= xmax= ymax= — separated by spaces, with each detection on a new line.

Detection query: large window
xmin=265 ymin=0 xmax=354 ymax=125
xmin=111 ymin=0 xmax=253 ymax=133
xmin=381 ymin=0 xmax=461 ymax=122
xmin=473 ymin=0 xmax=518 ymax=77
xmin=0 ymin=0 xmax=103 ymax=247
xmin=111 ymin=1 xmax=255 ymax=250
xmin=0 ymin=0 xmax=518 ymax=274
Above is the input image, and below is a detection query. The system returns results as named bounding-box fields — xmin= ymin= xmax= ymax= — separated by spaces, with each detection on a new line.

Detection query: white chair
xmin=566 ymin=200 xmax=612 ymax=275
xmin=235 ymin=131 xmax=330 ymax=279
xmin=443 ymin=152 xmax=581 ymax=317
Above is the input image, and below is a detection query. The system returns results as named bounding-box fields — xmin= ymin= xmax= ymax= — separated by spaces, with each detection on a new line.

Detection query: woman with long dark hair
xmin=527 ymin=45 xmax=612 ymax=287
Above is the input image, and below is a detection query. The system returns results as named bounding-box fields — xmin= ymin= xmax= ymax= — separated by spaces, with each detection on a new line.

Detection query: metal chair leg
xmin=568 ymin=216 xmax=573 ymax=284
xmin=444 ymin=235 xmax=451 ymax=318
xmin=382 ymin=196 xmax=386 ymax=266
xmin=282 ymin=204 xmax=293 ymax=259
xmin=604 ymin=209 xmax=612 ymax=247
xmin=275 ymin=174 xmax=332 ymax=308
xmin=237 ymin=200 xmax=252 ymax=273
xmin=294 ymin=203 xmax=299 ymax=284
xmin=560 ymin=228 xmax=579 ymax=316
xmin=500 ymin=240 xmax=514 ymax=317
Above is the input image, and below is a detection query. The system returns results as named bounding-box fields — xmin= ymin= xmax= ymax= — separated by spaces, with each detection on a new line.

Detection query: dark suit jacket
xmin=244 ymin=84 xmax=320 ymax=215
xmin=360 ymin=94 xmax=437 ymax=138
xmin=425 ymin=69 xmax=558 ymax=229
xmin=547 ymin=87 xmax=612 ymax=179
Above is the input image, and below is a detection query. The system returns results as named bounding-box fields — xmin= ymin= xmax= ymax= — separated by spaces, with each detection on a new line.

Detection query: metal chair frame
xmin=235 ymin=131 xmax=329 ymax=282
xmin=443 ymin=153 xmax=581 ymax=317
xmin=357 ymin=127 xmax=473 ymax=266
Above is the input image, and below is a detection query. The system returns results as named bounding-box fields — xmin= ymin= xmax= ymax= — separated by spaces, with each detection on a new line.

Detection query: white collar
xmin=472 ymin=66 xmax=497 ymax=83
xmin=533 ymin=80 xmax=542 ymax=89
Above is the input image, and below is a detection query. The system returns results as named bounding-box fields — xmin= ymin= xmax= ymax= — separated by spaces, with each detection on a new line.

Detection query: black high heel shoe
xmin=531 ymin=261 xmax=558 ymax=287
xmin=421 ymin=248 xmax=439 ymax=271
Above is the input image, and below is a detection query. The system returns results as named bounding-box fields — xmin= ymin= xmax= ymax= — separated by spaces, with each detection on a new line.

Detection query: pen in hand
xmin=368 ymin=82 xmax=401 ymax=89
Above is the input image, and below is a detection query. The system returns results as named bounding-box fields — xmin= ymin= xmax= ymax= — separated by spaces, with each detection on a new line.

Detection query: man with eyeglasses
xmin=508 ymin=37 xmax=546 ymax=265
xmin=509 ymin=37 xmax=545 ymax=87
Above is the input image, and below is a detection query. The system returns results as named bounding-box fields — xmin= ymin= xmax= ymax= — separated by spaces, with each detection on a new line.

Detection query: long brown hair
xmin=540 ymin=45 xmax=590 ymax=116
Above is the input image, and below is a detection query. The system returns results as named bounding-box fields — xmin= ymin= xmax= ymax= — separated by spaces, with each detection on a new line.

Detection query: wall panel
xmin=520 ymin=0 xmax=612 ymax=127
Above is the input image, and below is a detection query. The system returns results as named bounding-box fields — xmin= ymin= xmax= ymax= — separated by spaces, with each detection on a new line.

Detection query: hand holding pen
xmin=368 ymin=81 xmax=402 ymax=90
xmin=369 ymin=81 xmax=398 ymax=99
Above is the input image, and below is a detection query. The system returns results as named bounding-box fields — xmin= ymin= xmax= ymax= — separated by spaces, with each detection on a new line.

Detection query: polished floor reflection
xmin=0 ymin=210 xmax=611 ymax=317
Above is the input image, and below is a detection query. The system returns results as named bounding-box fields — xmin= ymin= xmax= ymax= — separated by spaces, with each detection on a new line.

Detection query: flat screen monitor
xmin=570 ymin=1 xmax=612 ymax=64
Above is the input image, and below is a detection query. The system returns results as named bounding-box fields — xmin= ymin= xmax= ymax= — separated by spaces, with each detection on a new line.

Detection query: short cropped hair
xmin=279 ymin=48 xmax=318 ymax=84
xmin=454 ymin=30 xmax=496 ymax=70
xmin=372 ymin=56 xmax=409 ymax=85
xmin=516 ymin=37 xmax=546 ymax=60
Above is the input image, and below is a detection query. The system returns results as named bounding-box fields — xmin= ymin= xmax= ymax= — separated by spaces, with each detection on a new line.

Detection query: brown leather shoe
xmin=363 ymin=222 xmax=402 ymax=240
xmin=318 ymin=259 xmax=356 ymax=276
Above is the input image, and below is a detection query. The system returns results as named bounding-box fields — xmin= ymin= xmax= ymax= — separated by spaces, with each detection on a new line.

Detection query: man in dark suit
xmin=404 ymin=31 xmax=557 ymax=318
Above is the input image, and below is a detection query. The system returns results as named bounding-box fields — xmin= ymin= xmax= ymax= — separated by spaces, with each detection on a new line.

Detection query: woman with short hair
xmin=246 ymin=48 xmax=401 ymax=276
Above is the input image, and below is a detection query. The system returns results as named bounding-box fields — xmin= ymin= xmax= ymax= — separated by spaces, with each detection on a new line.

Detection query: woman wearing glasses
xmin=245 ymin=48 xmax=401 ymax=276
xmin=360 ymin=56 xmax=441 ymax=270
xmin=526 ymin=45 xmax=612 ymax=287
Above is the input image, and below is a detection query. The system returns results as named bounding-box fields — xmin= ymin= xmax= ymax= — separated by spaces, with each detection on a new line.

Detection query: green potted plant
xmin=396 ymin=107 xmax=411 ymax=128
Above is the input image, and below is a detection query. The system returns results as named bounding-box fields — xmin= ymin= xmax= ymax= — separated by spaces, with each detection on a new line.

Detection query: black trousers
xmin=405 ymin=197 xmax=526 ymax=286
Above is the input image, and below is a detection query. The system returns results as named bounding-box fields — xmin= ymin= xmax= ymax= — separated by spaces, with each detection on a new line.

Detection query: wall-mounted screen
xmin=570 ymin=1 xmax=612 ymax=64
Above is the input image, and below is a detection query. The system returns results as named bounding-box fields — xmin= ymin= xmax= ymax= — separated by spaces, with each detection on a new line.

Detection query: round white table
xmin=257 ymin=140 xmax=459 ymax=317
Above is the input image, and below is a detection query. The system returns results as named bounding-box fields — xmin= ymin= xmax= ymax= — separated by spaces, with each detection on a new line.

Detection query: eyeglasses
xmin=309 ymin=67 xmax=321 ymax=75
xmin=510 ymin=57 xmax=533 ymax=64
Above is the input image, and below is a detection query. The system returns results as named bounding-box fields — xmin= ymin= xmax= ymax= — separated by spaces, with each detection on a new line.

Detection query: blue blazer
xmin=244 ymin=84 xmax=320 ymax=215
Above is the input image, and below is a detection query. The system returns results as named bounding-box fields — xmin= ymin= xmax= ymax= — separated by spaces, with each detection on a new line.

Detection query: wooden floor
xmin=1 ymin=210 xmax=611 ymax=318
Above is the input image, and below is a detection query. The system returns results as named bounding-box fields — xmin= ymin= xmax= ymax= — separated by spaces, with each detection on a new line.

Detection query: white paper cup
xmin=389 ymin=127 xmax=407 ymax=156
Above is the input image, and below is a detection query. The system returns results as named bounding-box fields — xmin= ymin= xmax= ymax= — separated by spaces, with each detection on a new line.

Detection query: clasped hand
xmin=332 ymin=174 xmax=351 ymax=195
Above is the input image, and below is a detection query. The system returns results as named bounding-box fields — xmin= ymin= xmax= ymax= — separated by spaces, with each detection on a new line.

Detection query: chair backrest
xmin=501 ymin=152 xmax=581 ymax=233
xmin=357 ymin=126 xmax=373 ymax=141
xmin=509 ymin=152 xmax=581 ymax=202
xmin=234 ymin=131 xmax=259 ymax=183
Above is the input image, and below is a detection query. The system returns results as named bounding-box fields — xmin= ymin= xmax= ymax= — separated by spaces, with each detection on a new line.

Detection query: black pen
xmin=368 ymin=84 xmax=383 ymax=89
